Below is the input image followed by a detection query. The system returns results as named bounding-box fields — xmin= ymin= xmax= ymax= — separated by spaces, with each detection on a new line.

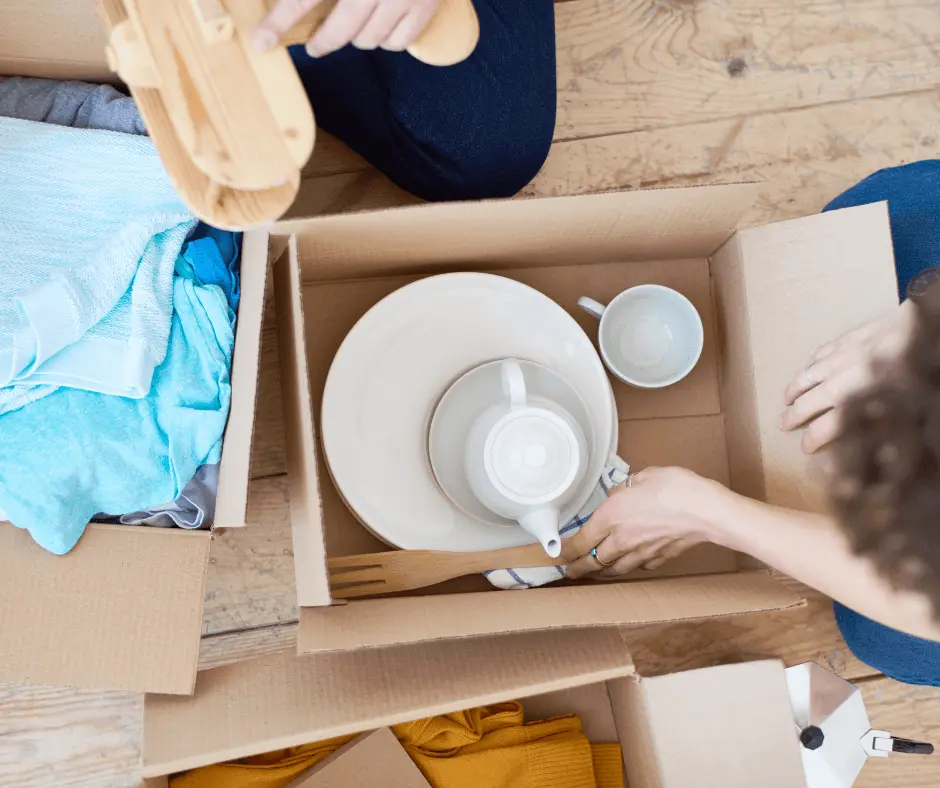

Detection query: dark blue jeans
xmin=290 ymin=0 xmax=556 ymax=201
xmin=825 ymin=160 xmax=940 ymax=686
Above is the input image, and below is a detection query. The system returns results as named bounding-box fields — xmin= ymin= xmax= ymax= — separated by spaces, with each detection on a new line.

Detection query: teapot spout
xmin=518 ymin=508 xmax=563 ymax=558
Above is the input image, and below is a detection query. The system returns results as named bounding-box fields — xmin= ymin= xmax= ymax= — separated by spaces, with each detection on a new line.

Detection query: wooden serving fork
xmin=329 ymin=542 xmax=568 ymax=599
xmin=97 ymin=0 xmax=479 ymax=229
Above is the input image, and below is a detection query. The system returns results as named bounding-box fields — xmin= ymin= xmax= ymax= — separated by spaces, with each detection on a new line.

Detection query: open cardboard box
xmin=272 ymin=184 xmax=899 ymax=656
xmin=140 ymin=629 xmax=809 ymax=787
xmin=0 ymin=2 xmax=272 ymax=695
xmin=0 ymin=227 xmax=269 ymax=695
xmin=0 ymin=0 xmax=899 ymax=697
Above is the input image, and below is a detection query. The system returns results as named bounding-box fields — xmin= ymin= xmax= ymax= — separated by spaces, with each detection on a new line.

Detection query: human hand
xmin=780 ymin=301 xmax=914 ymax=454
xmin=253 ymin=0 xmax=441 ymax=57
xmin=565 ymin=467 xmax=727 ymax=580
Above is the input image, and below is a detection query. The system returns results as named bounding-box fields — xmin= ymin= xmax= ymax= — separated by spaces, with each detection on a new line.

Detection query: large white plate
xmin=321 ymin=273 xmax=614 ymax=552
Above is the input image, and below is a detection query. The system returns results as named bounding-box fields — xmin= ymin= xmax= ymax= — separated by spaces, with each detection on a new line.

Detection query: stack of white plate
xmin=321 ymin=272 xmax=617 ymax=553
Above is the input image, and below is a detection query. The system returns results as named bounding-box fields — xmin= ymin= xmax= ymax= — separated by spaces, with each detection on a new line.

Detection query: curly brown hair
xmin=830 ymin=292 xmax=940 ymax=617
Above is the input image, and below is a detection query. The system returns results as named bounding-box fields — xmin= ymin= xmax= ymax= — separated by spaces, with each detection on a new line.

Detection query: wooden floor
xmin=4 ymin=0 xmax=940 ymax=785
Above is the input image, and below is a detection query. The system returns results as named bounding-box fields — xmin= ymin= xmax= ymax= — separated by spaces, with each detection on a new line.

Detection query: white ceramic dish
xmin=429 ymin=358 xmax=603 ymax=534
xmin=320 ymin=272 xmax=614 ymax=552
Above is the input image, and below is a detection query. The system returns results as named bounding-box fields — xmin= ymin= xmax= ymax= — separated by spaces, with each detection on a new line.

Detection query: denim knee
xmin=394 ymin=110 xmax=556 ymax=203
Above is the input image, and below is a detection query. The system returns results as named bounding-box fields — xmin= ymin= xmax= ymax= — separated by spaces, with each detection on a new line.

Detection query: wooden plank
xmin=199 ymin=622 xmax=298 ymax=670
xmin=0 ymin=682 xmax=141 ymax=788
xmin=626 ymin=576 xmax=875 ymax=682
xmin=529 ymin=88 xmax=940 ymax=228
xmin=554 ymin=0 xmax=940 ymax=139
xmin=203 ymin=476 xmax=297 ymax=636
xmin=856 ymin=676 xmax=940 ymax=788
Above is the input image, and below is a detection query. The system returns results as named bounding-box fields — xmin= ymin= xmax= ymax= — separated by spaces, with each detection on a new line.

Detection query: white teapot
xmin=464 ymin=359 xmax=587 ymax=557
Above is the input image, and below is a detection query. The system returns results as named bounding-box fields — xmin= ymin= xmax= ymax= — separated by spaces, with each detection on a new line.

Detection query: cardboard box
xmin=140 ymin=633 xmax=809 ymax=787
xmin=284 ymin=728 xmax=431 ymax=788
xmin=0 ymin=1 xmax=899 ymax=696
xmin=0 ymin=4 xmax=270 ymax=695
xmin=271 ymin=185 xmax=898 ymax=656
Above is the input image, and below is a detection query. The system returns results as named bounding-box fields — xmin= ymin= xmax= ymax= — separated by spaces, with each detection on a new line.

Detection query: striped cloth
xmin=484 ymin=457 xmax=629 ymax=589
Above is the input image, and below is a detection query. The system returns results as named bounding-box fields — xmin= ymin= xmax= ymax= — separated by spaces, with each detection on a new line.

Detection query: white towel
xmin=484 ymin=457 xmax=630 ymax=589
xmin=0 ymin=117 xmax=196 ymax=413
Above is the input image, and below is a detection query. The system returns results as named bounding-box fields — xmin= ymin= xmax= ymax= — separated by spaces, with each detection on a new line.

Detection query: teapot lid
xmin=486 ymin=409 xmax=579 ymax=503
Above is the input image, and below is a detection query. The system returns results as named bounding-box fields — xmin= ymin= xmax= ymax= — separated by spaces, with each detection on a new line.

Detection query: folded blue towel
xmin=0 ymin=277 xmax=234 ymax=554
xmin=0 ymin=116 xmax=196 ymax=415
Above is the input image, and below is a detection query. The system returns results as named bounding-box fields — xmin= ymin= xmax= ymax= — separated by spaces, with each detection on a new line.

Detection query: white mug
xmin=578 ymin=285 xmax=704 ymax=388
xmin=464 ymin=359 xmax=586 ymax=557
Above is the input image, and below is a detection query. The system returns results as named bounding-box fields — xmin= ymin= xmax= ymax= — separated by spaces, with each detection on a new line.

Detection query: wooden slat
xmin=626 ymin=576 xmax=874 ymax=682
xmin=554 ymin=0 xmax=940 ymax=140
xmin=0 ymin=682 xmax=142 ymax=788
xmin=856 ymin=677 xmax=940 ymax=788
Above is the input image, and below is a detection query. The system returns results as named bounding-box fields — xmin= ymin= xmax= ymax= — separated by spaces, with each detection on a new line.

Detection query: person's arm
xmin=709 ymin=488 xmax=940 ymax=642
xmin=565 ymin=467 xmax=940 ymax=642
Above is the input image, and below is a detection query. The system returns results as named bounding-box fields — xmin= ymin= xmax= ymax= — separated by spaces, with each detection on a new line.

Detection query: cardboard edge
xmin=608 ymin=676 xmax=659 ymax=788
xmin=270 ymin=182 xmax=761 ymax=242
xmin=297 ymin=573 xmax=807 ymax=654
xmin=143 ymin=631 xmax=636 ymax=777
xmin=215 ymin=230 xmax=269 ymax=527
xmin=272 ymin=239 xmax=331 ymax=606
xmin=710 ymin=231 xmax=766 ymax=501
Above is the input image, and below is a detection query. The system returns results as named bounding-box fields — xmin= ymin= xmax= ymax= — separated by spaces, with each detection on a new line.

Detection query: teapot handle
xmin=501 ymin=359 xmax=528 ymax=411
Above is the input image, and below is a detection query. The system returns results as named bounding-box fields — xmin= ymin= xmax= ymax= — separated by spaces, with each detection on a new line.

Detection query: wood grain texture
xmin=626 ymin=576 xmax=875 ymax=681
xmin=554 ymin=0 xmax=940 ymax=139
xmin=856 ymin=677 xmax=940 ymax=788
xmin=0 ymin=683 xmax=141 ymax=788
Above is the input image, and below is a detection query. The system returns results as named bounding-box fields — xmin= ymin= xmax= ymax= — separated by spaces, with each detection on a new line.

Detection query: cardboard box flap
xmin=282 ymin=183 xmax=761 ymax=282
xmin=1 ymin=1 xmax=111 ymax=82
xmin=297 ymin=572 xmax=804 ymax=653
xmin=214 ymin=230 xmax=270 ymax=527
xmin=275 ymin=238 xmax=330 ymax=606
xmin=0 ymin=523 xmax=208 ymax=694
xmin=143 ymin=627 xmax=635 ymax=777
xmin=285 ymin=729 xmax=431 ymax=788
xmin=611 ymin=661 xmax=808 ymax=788
xmin=712 ymin=202 xmax=900 ymax=510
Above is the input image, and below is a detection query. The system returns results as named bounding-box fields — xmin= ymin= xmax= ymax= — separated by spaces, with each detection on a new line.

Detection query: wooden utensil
xmin=329 ymin=543 xmax=568 ymax=599
xmin=97 ymin=0 xmax=480 ymax=229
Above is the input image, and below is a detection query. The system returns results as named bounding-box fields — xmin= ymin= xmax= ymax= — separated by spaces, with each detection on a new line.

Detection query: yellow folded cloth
xmin=170 ymin=702 xmax=624 ymax=788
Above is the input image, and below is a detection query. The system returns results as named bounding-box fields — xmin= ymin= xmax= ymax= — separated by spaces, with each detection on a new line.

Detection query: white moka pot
xmin=464 ymin=359 xmax=587 ymax=557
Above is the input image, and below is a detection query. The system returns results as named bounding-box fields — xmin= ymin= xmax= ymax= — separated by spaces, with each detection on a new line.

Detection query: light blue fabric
xmin=0 ymin=116 xmax=196 ymax=415
xmin=0 ymin=276 xmax=234 ymax=555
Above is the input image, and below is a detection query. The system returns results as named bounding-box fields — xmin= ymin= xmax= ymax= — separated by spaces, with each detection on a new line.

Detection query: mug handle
xmin=501 ymin=359 xmax=527 ymax=410
xmin=577 ymin=297 xmax=607 ymax=320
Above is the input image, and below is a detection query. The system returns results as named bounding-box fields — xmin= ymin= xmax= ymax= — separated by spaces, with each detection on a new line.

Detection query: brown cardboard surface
xmin=619 ymin=414 xmax=730 ymax=485
xmin=714 ymin=202 xmax=899 ymax=511
xmin=523 ymin=682 xmax=620 ymax=743
xmin=143 ymin=628 xmax=636 ymax=777
xmin=275 ymin=240 xmax=331 ymax=607
xmin=0 ymin=0 xmax=111 ymax=82
xmin=285 ymin=729 xmax=430 ymax=788
xmin=214 ymin=230 xmax=269 ymax=528
xmin=612 ymin=661 xmax=808 ymax=788
xmin=0 ymin=524 xmax=208 ymax=693
xmin=297 ymin=572 xmax=803 ymax=653
xmin=283 ymin=184 xmax=761 ymax=278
